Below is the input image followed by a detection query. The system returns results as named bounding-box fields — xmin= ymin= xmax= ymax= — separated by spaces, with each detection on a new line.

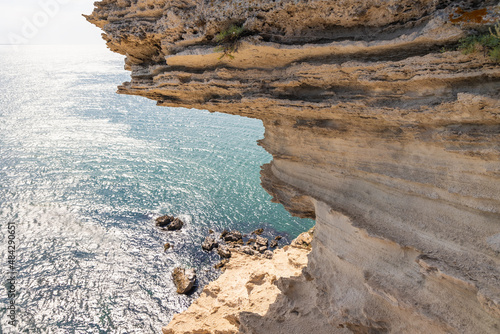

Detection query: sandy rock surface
xmin=163 ymin=246 xmax=310 ymax=334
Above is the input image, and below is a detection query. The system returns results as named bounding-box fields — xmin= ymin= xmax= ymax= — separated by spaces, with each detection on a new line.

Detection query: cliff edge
xmin=86 ymin=1 xmax=500 ymax=333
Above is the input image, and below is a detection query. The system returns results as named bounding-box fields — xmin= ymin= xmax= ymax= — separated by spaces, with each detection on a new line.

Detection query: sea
xmin=0 ymin=45 xmax=313 ymax=333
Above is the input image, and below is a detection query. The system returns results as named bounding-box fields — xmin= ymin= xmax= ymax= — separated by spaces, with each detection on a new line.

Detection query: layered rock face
xmin=86 ymin=1 xmax=500 ymax=333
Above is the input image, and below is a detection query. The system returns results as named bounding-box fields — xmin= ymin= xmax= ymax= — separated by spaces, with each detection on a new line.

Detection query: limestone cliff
xmin=86 ymin=1 xmax=500 ymax=333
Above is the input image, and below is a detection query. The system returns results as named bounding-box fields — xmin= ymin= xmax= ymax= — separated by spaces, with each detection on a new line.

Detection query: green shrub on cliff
xmin=491 ymin=22 xmax=500 ymax=39
xmin=458 ymin=23 xmax=500 ymax=63
xmin=214 ymin=25 xmax=245 ymax=59
xmin=490 ymin=46 xmax=500 ymax=62
xmin=490 ymin=23 xmax=500 ymax=62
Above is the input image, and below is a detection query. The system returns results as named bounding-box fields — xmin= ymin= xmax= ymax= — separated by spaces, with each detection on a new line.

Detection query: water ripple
xmin=0 ymin=45 xmax=313 ymax=333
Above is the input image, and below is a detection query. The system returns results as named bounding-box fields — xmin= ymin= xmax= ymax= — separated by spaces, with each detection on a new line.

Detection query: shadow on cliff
xmin=237 ymin=257 xmax=392 ymax=334
xmin=235 ymin=263 xmax=364 ymax=334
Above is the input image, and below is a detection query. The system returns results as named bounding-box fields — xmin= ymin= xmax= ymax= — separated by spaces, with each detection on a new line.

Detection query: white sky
xmin=0 ymin=0 xmax=104 ymax=45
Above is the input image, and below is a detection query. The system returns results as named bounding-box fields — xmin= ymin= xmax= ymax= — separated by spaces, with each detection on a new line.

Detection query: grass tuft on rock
xmin=458 ymin=23 xmax=500 ymax=63
xmin=214 ymin=25 xmax=246 ymax=60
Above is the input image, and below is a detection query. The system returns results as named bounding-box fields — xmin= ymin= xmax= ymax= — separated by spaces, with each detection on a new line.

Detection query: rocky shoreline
xmin=162 ymin=229 xmax=314 ymax=334
xmin=154 ymin=214 xmax=299 ymax=296
xmin=203 ymin=228 xmax=287 ymax=263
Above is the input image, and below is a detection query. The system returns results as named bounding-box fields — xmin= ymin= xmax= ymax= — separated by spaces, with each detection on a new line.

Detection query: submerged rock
xmin=156 ymin=215 xmax=184 ymax=231
xmin=172 ymin=267 xmax=196 ymax=294
xmin=202 ymin=236 xmax=218 ymax=252
xmin=252 ymin=228 xmax=264 ymax=235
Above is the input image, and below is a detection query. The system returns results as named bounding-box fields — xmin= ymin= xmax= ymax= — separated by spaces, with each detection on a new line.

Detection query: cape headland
xmin=86 ymin=1 xmax=500 ymax=333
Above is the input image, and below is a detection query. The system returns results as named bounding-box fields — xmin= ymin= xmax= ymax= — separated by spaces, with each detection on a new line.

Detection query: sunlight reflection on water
xmin=0 ymin=45 xmax=313 ymax=333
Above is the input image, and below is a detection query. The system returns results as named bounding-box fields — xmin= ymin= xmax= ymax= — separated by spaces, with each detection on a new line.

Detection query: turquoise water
xmin=0 ymin=45 xmax=313 ymax=333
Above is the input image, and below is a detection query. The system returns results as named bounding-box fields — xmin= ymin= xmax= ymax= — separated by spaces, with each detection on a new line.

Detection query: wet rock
xmin=263 ymin=250 xmax=274 ymax=259
xmin=217 ymin=245 xmax=232 ymax=258
xmin=223 ymin=230 xmax=243 ymax=242
xmin=156 ymin=215 xmax=184 ymax=231
xmin=256 ymin=236 xmax=269 ymax=247
xmin=252 ymin=228 xmax=264 ymax=235
xmin=202 ymin=235 xmax=219 ymax=252
xmin=156 ymin=215 xmax=174 ymax=227
xmin=164 ymin=243 xmax=172 ymax=251
xmin=220 ymin=229 xmax=228 ymax=239
xmin=169 ymin=218 xmax=184 ymax=231
xmin=172 ymin=267 xmax=196 ymax=294
xmin=214 ymin=259 xmax=229 ymax=270
xmin=270 ymin=240 xmax=278 ymax=248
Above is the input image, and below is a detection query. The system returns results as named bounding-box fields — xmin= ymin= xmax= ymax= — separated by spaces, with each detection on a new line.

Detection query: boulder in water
xmin=156 ymin=215 xmax=184 ymax=231
xmin=252 ymin=228 xmax=264 ymax=235
xmin=223 ymin=230 xmax=242 ymax=242
xmin=202 ymin=235 xmax=219 ymax=251
xmin=172 ymin=267 xmax=196 ymax=294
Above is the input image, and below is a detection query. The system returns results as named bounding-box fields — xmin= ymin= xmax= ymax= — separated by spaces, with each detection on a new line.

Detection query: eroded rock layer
xmin=87 ymin=1 xmax=500 ymax=333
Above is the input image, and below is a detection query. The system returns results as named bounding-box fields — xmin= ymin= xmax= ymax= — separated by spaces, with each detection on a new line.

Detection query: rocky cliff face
xmin=86 ymin=1 xmax=500 ymax=333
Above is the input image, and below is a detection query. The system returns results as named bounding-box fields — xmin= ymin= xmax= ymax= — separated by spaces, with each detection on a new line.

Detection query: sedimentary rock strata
xmin=87 ymin=1 xmax=500 ymax=333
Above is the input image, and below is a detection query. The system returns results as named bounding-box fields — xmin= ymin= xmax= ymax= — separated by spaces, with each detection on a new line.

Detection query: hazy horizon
xmin=0 ymin=0 xmax=104 ymax=46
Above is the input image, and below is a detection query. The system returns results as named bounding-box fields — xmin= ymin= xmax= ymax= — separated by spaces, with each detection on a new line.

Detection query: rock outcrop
xmin=87 ymin=1 xmax=500 ymax=333
xmin=156 ymin=215 xmax=184 ymax=231
xmin=201 ymin=235 xmax=219 ymax=251
xmin=163 ymin=244 xmax=310 ymax=334
xmin=172 ymin=267 xmax=196 ymax=294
